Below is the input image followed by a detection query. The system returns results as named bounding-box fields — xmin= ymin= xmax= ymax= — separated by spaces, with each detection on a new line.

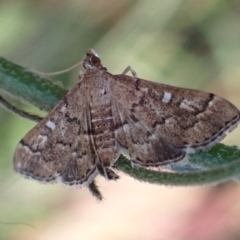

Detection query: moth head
xmin=83 ymin=49 xmax=107 ymax=71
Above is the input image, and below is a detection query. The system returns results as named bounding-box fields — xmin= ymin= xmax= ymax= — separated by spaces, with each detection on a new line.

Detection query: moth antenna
xmin=27 ymin=60 xmax=83 ymax=77
xmin=0 ymin=95 xmax=43 ymax=122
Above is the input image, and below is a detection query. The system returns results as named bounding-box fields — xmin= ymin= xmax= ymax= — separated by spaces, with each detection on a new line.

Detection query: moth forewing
xmin=13 ymin=76 xmax=98 ymax=190
xmin=112 ymin=74 xmax=240 ymax=154
xmin=13 ymin=49 xmax=240 ymax=199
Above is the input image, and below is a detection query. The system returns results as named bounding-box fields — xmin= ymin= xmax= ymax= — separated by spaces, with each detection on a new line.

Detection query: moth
xmin=13 ymin=49 xmax=240 ymax=200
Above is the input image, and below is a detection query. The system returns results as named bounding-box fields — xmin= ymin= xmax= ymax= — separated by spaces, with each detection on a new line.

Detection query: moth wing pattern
xmin=13 ymin=82 xmax=98 ymax=186
xmin=111 ymin=74 xmax=240 ymax=166
xmin=112 ymin=97 xmax=185 ymax=167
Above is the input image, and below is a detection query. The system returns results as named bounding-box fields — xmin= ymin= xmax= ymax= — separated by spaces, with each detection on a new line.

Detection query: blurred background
xmin=1 ymin=0 xmax=240 ymax=239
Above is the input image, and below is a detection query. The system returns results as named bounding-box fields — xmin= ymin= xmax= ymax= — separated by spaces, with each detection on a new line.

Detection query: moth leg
xmin=121 ymin=66 xmax=137 ymax=77
xmin=0 ymin=95 xmax=43 ymax=122
xmin=105 ymin=168 xmax=119 ymax=180
xmin=88 ymin=180 xmax=103 ymax=201
xmin=97 ymin=164 xmax=119 ymax=181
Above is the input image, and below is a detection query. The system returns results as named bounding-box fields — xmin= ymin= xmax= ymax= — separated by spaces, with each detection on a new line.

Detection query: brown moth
xmin=13 ymin=49 xmax=240 ymax=200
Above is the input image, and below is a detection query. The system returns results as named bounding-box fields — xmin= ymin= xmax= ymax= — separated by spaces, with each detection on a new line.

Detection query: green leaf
xmin=0 ymin=57 xmax=67 ymax=111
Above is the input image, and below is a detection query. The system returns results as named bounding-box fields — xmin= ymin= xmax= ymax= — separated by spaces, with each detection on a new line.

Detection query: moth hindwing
xmin=13 ymin=49 xmax=240 ymax=199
